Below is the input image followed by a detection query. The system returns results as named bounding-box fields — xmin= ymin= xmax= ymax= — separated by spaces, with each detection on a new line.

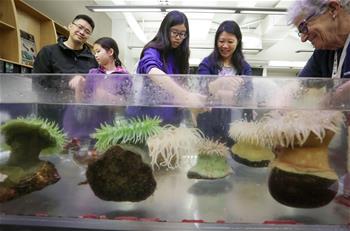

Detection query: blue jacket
xmin=198 ymin=56 xmax=252 ymax=76
xmin=299 ymin=46 xmax=350 ymax=78
xmin=126 ymin=48 xmax=184 ymax=125
xmin=196 ymin=55 xmax=253 ymax=146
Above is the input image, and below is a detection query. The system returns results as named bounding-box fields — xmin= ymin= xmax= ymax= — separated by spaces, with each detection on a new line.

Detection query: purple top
xmin=127 ymin=48 xmax=183 ymax=125
xmin=63 ymin=66 xmax=131 ymax=140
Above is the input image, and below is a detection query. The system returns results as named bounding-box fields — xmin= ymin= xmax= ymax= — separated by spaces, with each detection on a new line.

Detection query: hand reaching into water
xmin=175 ymin=91 xmax=207 ymax=108
xmin=320 ymin=81 xmax=350 ymax=108
xmin=208 ymin=77 xmax=244 ymax=104
xmin=69 ymin=75 xmax=86 ymax=90
xmin=209 ymin=77 xmax=244 ymax=95
xmin=69 ymin=75 xmax=86 ymax=102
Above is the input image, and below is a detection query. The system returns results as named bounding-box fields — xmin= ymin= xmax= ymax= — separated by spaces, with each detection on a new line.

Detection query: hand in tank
xmin=209 ymin=76 xmax=244 ymax=94
xmin=69 ymin=75 xmax=86 ymax=90
xmin=320 ymin=81 xmax=350 ymax=108
xmin=69 ymin=75 xmax=86 ymax=102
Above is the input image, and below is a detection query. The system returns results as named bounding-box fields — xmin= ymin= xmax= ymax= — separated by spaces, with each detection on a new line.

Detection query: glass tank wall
xmin=0 ymin=74 xmax=349 ymax=231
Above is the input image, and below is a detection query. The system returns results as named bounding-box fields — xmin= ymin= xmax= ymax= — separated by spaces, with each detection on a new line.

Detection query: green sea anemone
xmin=86 ymin=116 xmax=162 ymax=202
xmin=187 ymin=139 xmax=233 ymax=180
xmin=91 ymin=116 xmax=162 ymax=152
xmin=0 ymin=116 xmax=66 ymax=202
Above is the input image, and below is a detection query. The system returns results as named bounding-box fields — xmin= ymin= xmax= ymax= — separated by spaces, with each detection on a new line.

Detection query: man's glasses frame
xmin=72 ymin=22 xmax=92 ymax=36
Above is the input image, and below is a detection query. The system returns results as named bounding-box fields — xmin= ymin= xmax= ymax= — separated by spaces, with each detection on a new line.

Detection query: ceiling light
xmin=165 ymin=9 xmax=235 ymax=14
xmin=86 ymin=6 xmax=161 ymax=12
xmin=86 ymin=5 xmax=287 ymax=15
xmin=239 ymin=10 xmax=287 ymax=15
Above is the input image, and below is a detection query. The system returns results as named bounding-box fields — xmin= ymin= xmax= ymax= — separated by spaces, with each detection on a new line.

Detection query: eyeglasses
xmin=72 ymin=22 xmax=92 ymax=36
xmin=170 ymin=30 xmax=187 ymax=39
xmin=297 ymin=6 xmax=328 ymax=36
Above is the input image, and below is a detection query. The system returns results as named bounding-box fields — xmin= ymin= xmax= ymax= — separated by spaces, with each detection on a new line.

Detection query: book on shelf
xmin=4 ymin=62 xmax=14 ymax=73
xmin=4 ymin=62 xmax=21 ymax=73
xmin=0 ymin=60 xmax=4 ymax=73
xmin=20 ymin=30 xmax=37 ymax=66
xmin=20 ymin=66 xmax=32 ymax=73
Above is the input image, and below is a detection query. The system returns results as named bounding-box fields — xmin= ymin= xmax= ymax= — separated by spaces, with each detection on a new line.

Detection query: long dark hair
xmin=94 ymin=37 xmax=122 ymax=67
xmin=210 ymin=20 xmax=245 ymax=74
xmin=140 ymin=10 xmax=190 ymax=74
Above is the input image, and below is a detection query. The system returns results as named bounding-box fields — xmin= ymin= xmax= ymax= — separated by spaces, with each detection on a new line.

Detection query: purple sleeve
xmin=198 ymin=57 xmax=213 ymax=75
xmin=112 ymin=75 xmax=133 ymax=96
xmin=242 ymin=61 xmax=252 ymax=76
xmin=137 ymin=48 xmax=163 ymax=74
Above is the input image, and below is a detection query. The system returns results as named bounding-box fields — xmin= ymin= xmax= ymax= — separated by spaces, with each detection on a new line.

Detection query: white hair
xmin=287 ymin=0 xmax=350 ymax=24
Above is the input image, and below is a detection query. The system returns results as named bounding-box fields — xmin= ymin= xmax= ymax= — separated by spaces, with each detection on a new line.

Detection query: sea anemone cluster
xmin=147 ymin=125 xmax=204 ymax=170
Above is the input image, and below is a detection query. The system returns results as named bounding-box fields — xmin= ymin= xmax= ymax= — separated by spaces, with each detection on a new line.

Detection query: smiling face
xmin=68 ymin=19 xmax=93 ymax=45
xmin=294 ymin=10 xmax=340 ymax=50
xmin=169 ymin=24 xmax=187 ymax=48
xmin=217 ymin=31 xmax=238 ymax=63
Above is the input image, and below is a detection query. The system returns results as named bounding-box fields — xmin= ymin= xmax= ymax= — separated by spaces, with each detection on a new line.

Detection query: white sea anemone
xmin=230 ymin=110 xmax=344 ymax=148
xmin=147 ymin=125 xmax=204 ymax=170
xmin=261 ymin=110 xmax=344 ymax=148
xmin=229 ymin=120 xmax=272 ymax=148
xmin=198 ymin=138 xmax=229 ymax=157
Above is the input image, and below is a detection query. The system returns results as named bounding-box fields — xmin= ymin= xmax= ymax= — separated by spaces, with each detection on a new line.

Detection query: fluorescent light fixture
xmin=93 ymin=8 xmax=161 ymax=12
xmin=165 ymin=9 xmax=235 ymax=14
xmin=86 ymin=5 xmax=287 ymax=15
xmin=240 ymin=10 xmax=287 ymax=15
xmin=87 ymin=6 xmax=161 ymax=12
xmin=268 ymin=60 xmax=306 ymax=68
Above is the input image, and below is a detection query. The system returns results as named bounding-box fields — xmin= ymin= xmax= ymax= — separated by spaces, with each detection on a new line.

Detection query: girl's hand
xmin=70 ymin=76 xmax=86 ymax=102
xmin=69 ymin=75 xmax=86 ymax=90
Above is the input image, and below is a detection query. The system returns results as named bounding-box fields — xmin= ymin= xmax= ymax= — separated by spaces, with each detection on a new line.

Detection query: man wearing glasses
xmin=32 ymin=15 xmax=98 ymax=131
xmin=33 ymin=14 xmax=97 ymax=74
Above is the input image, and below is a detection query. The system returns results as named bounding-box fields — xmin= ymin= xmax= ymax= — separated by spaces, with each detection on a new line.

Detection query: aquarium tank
xmin=0 ymin=73 xmax=349 ymax=231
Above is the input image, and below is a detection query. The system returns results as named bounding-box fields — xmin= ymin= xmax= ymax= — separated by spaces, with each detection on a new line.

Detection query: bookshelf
xmin=0 ymin=0 xmax=92 ymax=72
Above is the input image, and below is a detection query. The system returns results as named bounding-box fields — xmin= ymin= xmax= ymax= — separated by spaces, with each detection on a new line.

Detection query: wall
xmin=23 ymin=0 xmax=112 ymax=45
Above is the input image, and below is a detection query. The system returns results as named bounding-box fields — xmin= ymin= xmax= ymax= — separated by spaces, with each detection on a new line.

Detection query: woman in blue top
xmin=197 ymin=20 xmax=252 ymax=146
xmin=127 ymin=10 xmax=205 ymax=125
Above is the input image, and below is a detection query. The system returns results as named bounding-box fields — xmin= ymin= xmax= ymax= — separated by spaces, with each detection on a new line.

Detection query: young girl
xmin=63 ymin=37 xmax=132 ymax=141
xmin=126 ymin=10 xmax=205 ymax=125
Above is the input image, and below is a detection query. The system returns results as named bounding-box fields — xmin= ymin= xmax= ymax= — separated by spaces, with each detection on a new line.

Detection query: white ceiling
xmin=93 ymin=0 xmax=314 ymax=70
